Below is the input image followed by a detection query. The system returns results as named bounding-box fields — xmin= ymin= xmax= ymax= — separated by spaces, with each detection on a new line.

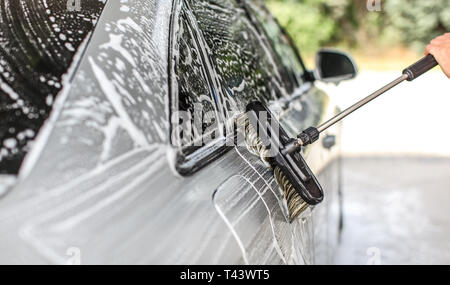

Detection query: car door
xmin=171 ymin=0 xmax=314 ymax=264
xmin=171 ymin=0 xmax=342 ymax=264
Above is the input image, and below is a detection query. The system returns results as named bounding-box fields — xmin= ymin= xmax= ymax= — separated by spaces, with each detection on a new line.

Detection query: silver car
xmin=0 ymin=0 xmax=356 ymax=264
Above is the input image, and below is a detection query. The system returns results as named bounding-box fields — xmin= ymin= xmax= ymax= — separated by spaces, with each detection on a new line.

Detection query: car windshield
xmin=0 ymin=0 xmax=106 ymax=175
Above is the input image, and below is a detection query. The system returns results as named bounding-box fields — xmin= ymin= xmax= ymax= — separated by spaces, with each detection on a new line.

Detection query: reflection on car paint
xmin=0 ymin=0 xmax=107 ymax=174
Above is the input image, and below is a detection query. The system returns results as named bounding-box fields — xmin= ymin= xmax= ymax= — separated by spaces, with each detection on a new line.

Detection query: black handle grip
xmin=402 ymin=54 xmax=438 ymax=81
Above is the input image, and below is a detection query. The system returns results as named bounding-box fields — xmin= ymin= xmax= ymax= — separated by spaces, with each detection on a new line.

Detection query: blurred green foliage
xmin=385 ymin=0 xmax=450 ymax=51
xmin=265 ymin=0 xmax=336 ymax=54
xmin=265 ymin=0 xmax=450 ymax=55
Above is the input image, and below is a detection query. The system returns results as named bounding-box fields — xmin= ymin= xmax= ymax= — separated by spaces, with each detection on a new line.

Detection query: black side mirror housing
xmin=315 ymin=48 xmax=358 ymax=84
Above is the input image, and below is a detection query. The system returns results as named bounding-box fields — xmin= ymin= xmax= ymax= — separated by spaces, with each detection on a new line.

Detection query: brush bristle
xmin=236 ymin=114 xmax=309 ymax=222
xmin=238 ymin=114 xmax=271 ymax=167
xmin=274 ymin=166 xmax=309 ymax=222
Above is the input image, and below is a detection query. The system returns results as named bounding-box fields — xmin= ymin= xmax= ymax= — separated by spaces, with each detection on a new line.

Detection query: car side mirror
xmin=315 ymin=48 xmax=358 ymax=84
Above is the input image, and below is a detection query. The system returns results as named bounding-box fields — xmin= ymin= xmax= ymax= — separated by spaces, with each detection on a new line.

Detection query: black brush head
xmin=245 ymin=101 xmax=323 ymax=205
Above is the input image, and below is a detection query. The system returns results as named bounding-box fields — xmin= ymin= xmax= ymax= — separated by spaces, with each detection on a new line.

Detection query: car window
xmin=244 ymin=0 xmax=306 ymax=94
xmin=0 ymin=0 xmax=106 ymax=174
xmin=185 ymin=0 xmax=291 ymax=118
xmin=172 ymin=0 xmax=309 ymax=173
xmin=172 ymin=5 xmax=220 ymax=147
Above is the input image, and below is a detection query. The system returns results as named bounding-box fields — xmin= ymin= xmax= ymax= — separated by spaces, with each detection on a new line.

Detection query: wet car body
xmin=0 ymin=0 xmax=343 ymax=264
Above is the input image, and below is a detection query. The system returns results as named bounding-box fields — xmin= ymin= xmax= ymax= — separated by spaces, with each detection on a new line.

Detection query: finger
xmin=426 ymin=46 xmax=443 ymax=63
xmin=425 ymin=46 xmax=445 ymax=68
xmin=426 ymin=43 xmax=443 ymax=52
xmin=436 ymin=33 xmax=450 ymax=44
xmin=431 ymin=38 xmax=443 ymax=45
xmin=432 ymin=34 xmax=446 ymax=42
xmin=426 ymin=46 xmax=437 ymax=57
xmin=425 ymin=44 xmax=435 ymax=55
xmin=430 ymin=33 xmax=450 ymax=44
xmin=430 ymin=33 xmax=450 ymax=45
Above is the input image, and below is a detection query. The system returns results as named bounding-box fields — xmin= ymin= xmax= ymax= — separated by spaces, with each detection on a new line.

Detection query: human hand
xmin=426 ymin=33 xmax=450 ymax=78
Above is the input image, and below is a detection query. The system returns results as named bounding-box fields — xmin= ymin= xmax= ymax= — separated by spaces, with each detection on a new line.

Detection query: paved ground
xmin=334 ymin=156 xmax=450 ymax=265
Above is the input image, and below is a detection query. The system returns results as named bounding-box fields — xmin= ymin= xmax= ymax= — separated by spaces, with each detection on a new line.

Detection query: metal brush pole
xmin=282 ymin=74 xmax=408 ymax=155
xmin=283 ymin=54 xmax=438 ymax=154
xmin=316 ymin=74 xmax=408 ymax=133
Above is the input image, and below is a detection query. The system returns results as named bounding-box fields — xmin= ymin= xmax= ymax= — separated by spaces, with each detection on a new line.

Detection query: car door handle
xmin=322 ymin=134 xmax=336 ymax=149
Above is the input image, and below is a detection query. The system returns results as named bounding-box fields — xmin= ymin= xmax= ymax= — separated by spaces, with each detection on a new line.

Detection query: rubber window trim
xmin=168 ymin=0 xmax=233 ymax=176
